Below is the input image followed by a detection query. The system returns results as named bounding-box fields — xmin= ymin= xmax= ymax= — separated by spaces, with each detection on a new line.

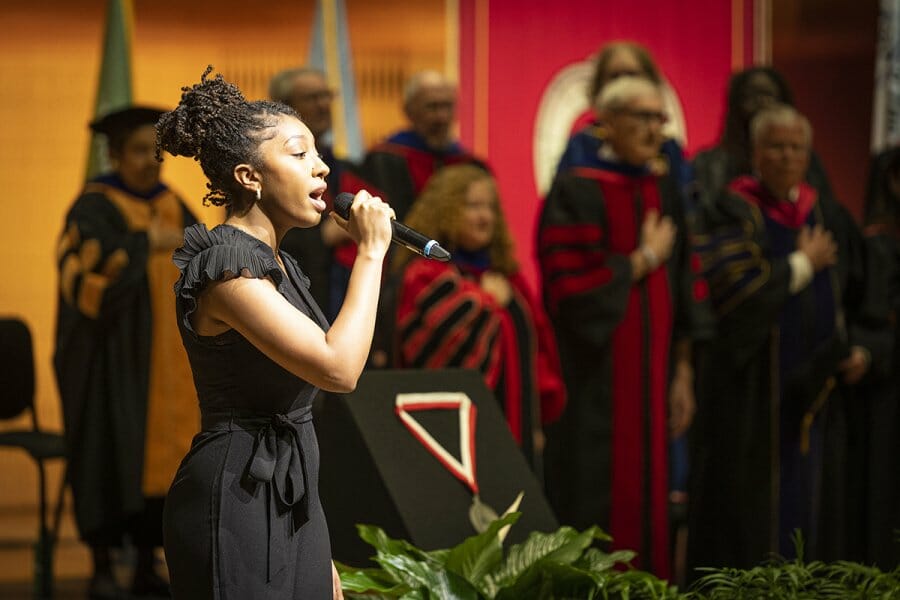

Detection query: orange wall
xmin=0 ymin=0 xmax=445 ymax=508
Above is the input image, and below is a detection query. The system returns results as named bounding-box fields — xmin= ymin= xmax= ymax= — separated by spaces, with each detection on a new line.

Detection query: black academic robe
xmin=360 ymin=130 xmax=489 ymax=222
xmin=537 ymin=160 xmax=712 ymax=580
xmin=859 ymin=146 xmax=900 ymax=569
xmin=688 ymin=176 xmax=888 ymax=575
xmin=54 ymin=175 xmax=196 ymax=542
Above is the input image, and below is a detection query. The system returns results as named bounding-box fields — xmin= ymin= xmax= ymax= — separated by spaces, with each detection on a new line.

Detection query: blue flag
xmin=309 ymin=0 xmax=364 ymax=162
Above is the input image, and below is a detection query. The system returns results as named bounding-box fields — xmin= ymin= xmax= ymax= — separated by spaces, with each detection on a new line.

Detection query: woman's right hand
xmin=332 ymin=561 xmax=344 ymax=600
xmin=332 ymin=191 xmax=394 ymax=258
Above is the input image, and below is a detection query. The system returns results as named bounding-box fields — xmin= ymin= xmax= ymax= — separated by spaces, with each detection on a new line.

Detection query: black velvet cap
xmin=89 ymin=106 xmax=166 ymax=153
xmin=89 ymin=106 xmax=165 ymax=137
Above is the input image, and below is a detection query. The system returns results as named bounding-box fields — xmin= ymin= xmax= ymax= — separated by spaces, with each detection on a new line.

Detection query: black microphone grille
xmin=333 ymin=192 xmax=355 ymax=219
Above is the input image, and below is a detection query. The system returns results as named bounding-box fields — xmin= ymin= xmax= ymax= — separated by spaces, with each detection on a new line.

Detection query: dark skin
xmin=113 ymin=124 xmax=184 ymax=251
xmin=113 ymin=124 xmax=161 ymax=194
xmin=737 ymin=72 xmax=781 ymax=125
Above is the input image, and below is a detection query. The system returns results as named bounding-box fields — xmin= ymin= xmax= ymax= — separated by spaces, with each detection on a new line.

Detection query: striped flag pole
xmin=85 ymin=0 xmax=134 ymax=179
xmin=871 ymin=0 xmax=900 ymax=153
xmin=309 ymin=0 xmax=364 ymax=162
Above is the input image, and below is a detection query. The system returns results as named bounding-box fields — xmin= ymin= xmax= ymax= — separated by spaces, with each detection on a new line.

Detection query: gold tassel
xmin=799 ymin=376 xmax=835 ymax=455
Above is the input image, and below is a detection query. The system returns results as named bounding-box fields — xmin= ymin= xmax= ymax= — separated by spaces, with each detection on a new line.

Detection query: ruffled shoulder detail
xmin=279 ymin=251 xmax=312 ymax=290
xmin=174 ymin=223 xmax=285 ymax=338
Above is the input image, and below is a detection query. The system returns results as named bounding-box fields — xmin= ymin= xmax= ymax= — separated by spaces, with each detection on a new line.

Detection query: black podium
xmin=315 ymin=368 xmax=559 ymax=566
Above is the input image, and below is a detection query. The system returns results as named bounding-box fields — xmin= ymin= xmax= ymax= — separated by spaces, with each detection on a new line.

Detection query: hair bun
xmin=156 ymin=66 xmax=247 ymax=160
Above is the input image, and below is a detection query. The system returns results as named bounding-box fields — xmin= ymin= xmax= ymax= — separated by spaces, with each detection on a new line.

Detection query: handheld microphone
xmin=333 ymin=192 xmax=451 ymax=262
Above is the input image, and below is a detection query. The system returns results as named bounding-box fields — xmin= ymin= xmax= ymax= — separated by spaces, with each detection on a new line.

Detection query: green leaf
xmin=495 ymin=561 xmax=598 ymax=600
xmin=358 ymin=524 xmax=438 ymax=564
xmin=339 ymin=565 xmax=410 ymax=594
xmin=428 ymin=548 xmax=452 ymax=564
xmin=578 ymin=548 xmax=637 ymax=573
xmin=604 ymin=568 xmax=680 ymax=598
xmin=445 ymin=513 xmax=521 ymax=585
xmin=376 ymin=553 xmax=484 ymax=599
xmin=485 ymin=525 xmax=608 ymax=595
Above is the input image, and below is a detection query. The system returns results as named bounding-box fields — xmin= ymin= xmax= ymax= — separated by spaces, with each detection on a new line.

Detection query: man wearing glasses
xmin=537 ymin=76 xmax=712 ymax=581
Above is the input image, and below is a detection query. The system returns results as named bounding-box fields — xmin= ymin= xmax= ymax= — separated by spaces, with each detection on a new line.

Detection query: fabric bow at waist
xmin=202 ymin=405 xmax=313 ymax=581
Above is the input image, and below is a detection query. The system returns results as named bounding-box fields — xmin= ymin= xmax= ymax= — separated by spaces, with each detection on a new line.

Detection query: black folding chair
xmin=0 ymin=317 xmax=67 ymax=598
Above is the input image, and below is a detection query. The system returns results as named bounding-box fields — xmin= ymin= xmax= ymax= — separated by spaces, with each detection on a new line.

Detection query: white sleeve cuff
xmin=788 ymin=251 xmax=814 ymax=294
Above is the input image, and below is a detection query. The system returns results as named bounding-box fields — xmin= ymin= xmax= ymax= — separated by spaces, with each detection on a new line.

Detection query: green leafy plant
xmin=338 ymin=518 xmax=900 ymax=599
xmin=337 ymin=511 xmax=683 ymax=599
xmin=688 ymin=531 xmax=900 ymax=600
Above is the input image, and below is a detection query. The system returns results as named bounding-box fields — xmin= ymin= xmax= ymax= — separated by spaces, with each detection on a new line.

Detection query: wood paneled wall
xmin=0 ymin=0 xmax=445 ymax=508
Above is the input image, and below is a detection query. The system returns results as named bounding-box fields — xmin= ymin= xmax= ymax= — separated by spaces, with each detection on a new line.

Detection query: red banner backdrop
xmin=457 ymin=0 xmax=755 ymax=286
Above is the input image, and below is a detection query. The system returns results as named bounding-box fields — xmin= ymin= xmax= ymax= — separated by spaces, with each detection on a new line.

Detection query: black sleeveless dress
xmin=163 ymin=224 xmax=332 ymax=599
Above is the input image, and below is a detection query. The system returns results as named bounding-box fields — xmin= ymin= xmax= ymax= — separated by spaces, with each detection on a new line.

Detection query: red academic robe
xmin=395 ymin=258 xmax=567 ymax=467
xmin=537 ymin=161 xmax=711 ymax=579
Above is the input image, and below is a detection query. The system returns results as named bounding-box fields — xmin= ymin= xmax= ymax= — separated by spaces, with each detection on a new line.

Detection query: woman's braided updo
xmin=156 ymin=66 xmax=299 ymax=212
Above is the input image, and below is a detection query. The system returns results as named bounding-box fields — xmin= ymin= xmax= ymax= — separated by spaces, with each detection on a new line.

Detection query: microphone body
xmin=333 ymin=192 xmax=451 ymax=261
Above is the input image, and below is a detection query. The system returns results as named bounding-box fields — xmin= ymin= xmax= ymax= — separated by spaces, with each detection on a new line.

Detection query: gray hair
xmin=750 ymin=103 xmax=813 ymax=147
xmin=595 ymin=75 xmax=661 ymax=113
xmin=402 ymin=70 xmax=454 ymax=108
xmin=268 ymin=66 xmax=326 ymax=103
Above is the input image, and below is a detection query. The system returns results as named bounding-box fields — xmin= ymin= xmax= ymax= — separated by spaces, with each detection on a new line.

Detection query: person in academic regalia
xmin=859 ymin=145 xmax=900 ymax=569
xmin=359 ymin=70 xmax=491 ymax=367
xmin=54 ymin=106 xmax=198 ymax=598
xmin=537 ymin=76 xmax=713 ymax=580
xmin=556 ymin=41 xmax=693 ymax=203
xmin=360 ymin=70 xmax=490 ymax=224
xmin=554 ymin=43 xmax=696 ymax=563
xmin=688 ymin=104 xmax=888 ymax=576
xmin=692 ymin=66 xmax=835 ymax=211
xmin=392 ymin=164 xmax=567 ymax=473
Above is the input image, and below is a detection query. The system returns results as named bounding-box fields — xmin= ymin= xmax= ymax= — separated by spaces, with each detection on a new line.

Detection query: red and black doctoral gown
xmin=537 ymin=158 xmax=711 ymax=579
xmin=360 ymin=130 xmax=490 ymax=222
xmin=394 ymin=255 xmax=567 ymax=469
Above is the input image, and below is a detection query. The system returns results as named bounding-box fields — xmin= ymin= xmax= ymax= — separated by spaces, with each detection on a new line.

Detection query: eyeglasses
xmin=615 ymin=108 xmax=668 ymax=126
xmin=760 ymin=141 xmax=809 ymax=155
xmin=607 ymin=70 xmax=643 ymax=81
xmin=294 ymin=89 xmax=337 ymax=104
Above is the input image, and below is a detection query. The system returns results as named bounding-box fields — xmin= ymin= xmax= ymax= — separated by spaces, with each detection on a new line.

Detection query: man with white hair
xmin=361 ymin=70 xmax=489 ymax=222
xmin=688 ymin=103 xmax=887 ymax=573
xmin=537 ymin=76 xmax=712 ymax=580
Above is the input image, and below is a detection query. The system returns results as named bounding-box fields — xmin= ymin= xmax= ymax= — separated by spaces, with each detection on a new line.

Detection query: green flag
xmin=85 ymin=0 xmax=134 ymax=179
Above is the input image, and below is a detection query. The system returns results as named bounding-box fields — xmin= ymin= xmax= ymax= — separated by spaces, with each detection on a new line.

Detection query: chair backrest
xmin=0 ymin=317 xmax=35 ymax=420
